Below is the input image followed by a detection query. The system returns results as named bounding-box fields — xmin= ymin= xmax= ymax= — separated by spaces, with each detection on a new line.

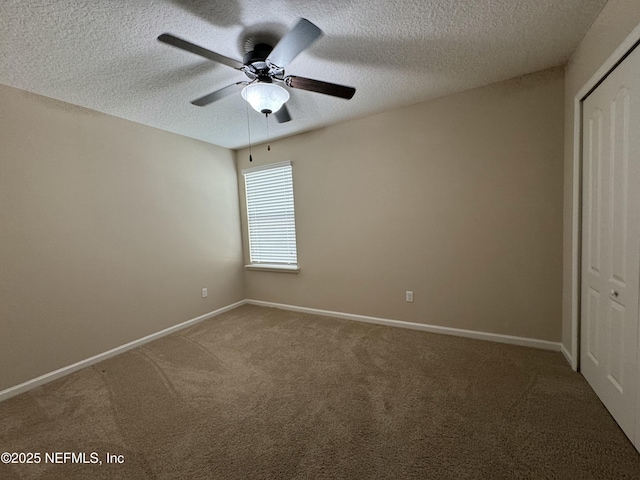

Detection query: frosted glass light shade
xmin=241 ymin=83 xmax=290 ymax=114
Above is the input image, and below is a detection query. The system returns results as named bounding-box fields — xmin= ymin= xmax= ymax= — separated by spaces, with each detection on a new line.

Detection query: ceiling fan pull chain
xmin=246 ymin=101 xmax=253 ymax=162
xmin=266 ymin=113 xmax=271 ymax=151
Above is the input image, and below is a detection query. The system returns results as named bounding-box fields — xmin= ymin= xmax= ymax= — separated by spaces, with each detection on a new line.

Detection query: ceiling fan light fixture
xmin=241 ymin=83 xmax=290 ymax=114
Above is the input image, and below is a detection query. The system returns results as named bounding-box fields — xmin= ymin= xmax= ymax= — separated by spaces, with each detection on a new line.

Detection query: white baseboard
xmin=0 ymin=300 xmax=247 ymax=403
xmin=246 ymin=299 xmax=563 ymax=352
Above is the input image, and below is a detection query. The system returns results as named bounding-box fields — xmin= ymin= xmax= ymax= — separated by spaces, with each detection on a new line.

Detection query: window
xmin=242 ymin=161 xmax=298 ymax=271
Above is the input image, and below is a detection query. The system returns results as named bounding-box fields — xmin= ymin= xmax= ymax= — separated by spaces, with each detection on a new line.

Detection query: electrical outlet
xmin=405 ymin=291 xmax=413 ymax=302
xmin=202 ymin=288 xmax=208 ymax=298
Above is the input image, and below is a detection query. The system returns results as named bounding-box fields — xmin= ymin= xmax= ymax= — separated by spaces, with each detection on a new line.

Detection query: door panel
xmin=588 ymin=110 xmax=604 ymax=277
xmin=581 ymin=44 xmax=640 ymax=445
xmin=610 ymin=87 xmax=630 ymax=286
xmin=586 ymin=288 xmax=600 ymax=364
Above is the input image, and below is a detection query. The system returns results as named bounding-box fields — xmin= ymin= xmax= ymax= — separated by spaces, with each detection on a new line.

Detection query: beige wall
xmin=0 ymin=85 xmax=245 ymax=391
xmin=238 ymin=67 xmax=564 ymax=342
xmin=563 ymin=2 xmax=640 ymax=357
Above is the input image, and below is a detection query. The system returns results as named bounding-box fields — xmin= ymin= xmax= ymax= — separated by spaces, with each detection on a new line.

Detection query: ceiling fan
xmin=158 ymin=18 xmax=356 ymax=123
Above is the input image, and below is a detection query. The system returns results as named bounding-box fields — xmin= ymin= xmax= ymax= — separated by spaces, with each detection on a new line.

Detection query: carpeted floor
xmin=1 ymin=304 xmax=639 ymax=479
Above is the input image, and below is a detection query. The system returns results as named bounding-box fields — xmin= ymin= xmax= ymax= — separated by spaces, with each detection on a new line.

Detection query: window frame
xmin=241 ymin=161 xmax=299 ymax=273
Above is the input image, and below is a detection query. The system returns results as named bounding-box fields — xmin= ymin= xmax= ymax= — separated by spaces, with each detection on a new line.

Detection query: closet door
xmin=581 ymin=44 xmax=640 ymax=445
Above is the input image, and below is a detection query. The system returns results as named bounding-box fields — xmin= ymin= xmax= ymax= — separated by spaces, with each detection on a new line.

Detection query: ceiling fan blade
xmin=266 ymin=18 xmax=323 ymax=68
xmin=285 ymin=76 xmax=356 ymax=99
xmin=191 ymin=82 xmax=245 ymax=107
xmin=158 ymin=33 xmax=244 ymax=69
xmin=275 ymin=104 xmax=292 ymax=123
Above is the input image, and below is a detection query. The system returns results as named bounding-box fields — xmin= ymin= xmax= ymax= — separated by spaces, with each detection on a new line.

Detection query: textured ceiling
xmin=2 ymin=0 xmax=607 ymax=149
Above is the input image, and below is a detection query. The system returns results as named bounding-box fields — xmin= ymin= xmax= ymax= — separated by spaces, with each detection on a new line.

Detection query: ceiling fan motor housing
xmin=242 ymin=43 xmax=282 ymax=82
xmin=242 ymin=43 xmax=272 ymax=65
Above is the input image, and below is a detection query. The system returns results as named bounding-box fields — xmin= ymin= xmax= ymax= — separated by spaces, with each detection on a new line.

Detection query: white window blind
xmin=242 ymin=161 xmax=298 ymax=266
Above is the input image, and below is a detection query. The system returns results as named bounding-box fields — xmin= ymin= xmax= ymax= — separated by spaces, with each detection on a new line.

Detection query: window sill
xmin=244 ymin=264 xmax=300 ymax=273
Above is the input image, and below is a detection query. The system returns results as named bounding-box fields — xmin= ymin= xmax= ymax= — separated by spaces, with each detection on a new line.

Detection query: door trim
xmin=572 ymin=23 xmax=640 ymax=372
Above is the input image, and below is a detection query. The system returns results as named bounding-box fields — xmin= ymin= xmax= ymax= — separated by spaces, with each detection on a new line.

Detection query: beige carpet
xmin=1 ymin=304 xmax=639 ymax=479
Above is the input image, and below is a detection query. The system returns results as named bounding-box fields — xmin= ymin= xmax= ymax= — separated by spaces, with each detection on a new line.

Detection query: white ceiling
xmin=2 ymin=0 xmax=607 ymax=149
